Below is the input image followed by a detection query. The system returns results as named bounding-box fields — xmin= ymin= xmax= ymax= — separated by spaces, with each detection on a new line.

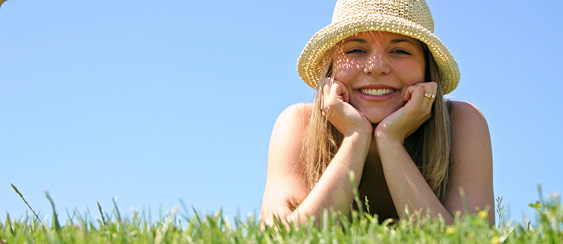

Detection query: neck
xmin=365 ymin=138 xmax=383 ymax=174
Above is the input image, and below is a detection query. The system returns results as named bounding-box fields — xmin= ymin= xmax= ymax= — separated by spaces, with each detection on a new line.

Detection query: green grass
xmin=1 ymin=184 xmax=562 ymax=243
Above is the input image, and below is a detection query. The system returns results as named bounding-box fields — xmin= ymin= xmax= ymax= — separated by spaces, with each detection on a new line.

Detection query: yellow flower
xmin=479 ymin=210 xmax=488 ymax=219
xmin=491 ymin=236 xmax=500 ymax=244
xmin=446 ymin=227 xmax=455 ymax=234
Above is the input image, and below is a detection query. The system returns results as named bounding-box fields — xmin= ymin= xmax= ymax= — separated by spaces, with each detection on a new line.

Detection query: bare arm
xmin=445 ymin=101 xmax=494 ymax=224
xmin=376 ymin=99 xmax=494 ymax=224
xmin=260 ymin=103 xmax=311 ymax=225
xmin=260 ymin=103 xmax=371 ymax=226
xmin=261 ymin=80 xmax=374 ymax=226
xmin=377 ymin=138 xmax=456 ymax=222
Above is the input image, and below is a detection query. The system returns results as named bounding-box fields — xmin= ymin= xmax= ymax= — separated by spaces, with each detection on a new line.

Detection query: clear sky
xmin=1 ymin=0 xmax=562 ymax=223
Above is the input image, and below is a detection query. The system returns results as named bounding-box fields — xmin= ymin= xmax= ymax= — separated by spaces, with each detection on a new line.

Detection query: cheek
xmin=397 ymin=62 xmax=425 ymax=85
xmin=332 ymin=57 xmax=361 ymax=82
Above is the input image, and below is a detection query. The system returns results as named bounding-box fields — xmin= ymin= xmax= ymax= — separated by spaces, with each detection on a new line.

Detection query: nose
xmin=363 ymin=50 xmax=390 ymax=77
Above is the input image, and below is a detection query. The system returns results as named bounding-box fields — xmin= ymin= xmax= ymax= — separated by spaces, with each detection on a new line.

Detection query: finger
xmin=421 ymin=82 xmax=437 ymax=102
xmin=415 ymin=81 xmax=437 ymax=95
xmin=330 ymin=82 xmax=343 ymax=105
xmin=325 ymin=77 xmax=334 ymax=87
xmin=418 ymin=81 xmax=437 ymax=91
xmin=332 ymin=80 xmax=349 ymax=103
xmin=404 ymin=85 xmax=424 ymax=102
xmin=337 ymin=81 xmax=350 ymax=103
xmin=419 ymin=83 xmax=437 ymax=116
xmin=322 ymin=78 xmax=332 ymax=103
xmin=322 ymin=80 xmax=341 ymax=117
xmin=321 ymin=84 xmax=332 ymax=117
xmin=403 ymin=88 xmax=412 ymax=102
xmin=407 ymin=85 xmax=425 ymax=103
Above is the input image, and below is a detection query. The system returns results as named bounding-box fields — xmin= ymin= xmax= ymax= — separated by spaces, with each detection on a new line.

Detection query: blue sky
xmin=1 ymin=0 xmax=562 ymax=223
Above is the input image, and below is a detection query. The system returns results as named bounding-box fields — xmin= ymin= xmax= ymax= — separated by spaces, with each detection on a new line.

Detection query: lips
xmin=359 ymin=88 xmax=395 ymax=96
xmin=355 ymin=84 xmax=399 ymax=102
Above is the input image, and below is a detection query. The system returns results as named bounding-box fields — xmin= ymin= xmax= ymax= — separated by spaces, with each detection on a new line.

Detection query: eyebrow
xmin=390 ymin=38 xmax=416 ymax=46
xmin=342 ymin=38 xmax=416 ymax=46
xmin=342 ymin=38 xmax=367 ymax=44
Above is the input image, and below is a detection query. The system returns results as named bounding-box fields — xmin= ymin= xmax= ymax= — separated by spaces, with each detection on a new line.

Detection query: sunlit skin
xmin=331 ymin=31 xmax=426 ymax=124
xmin=260 ymin=30 xmax=494 ymax=226
xmin=322 ymin=31 xmax=436 ymax=142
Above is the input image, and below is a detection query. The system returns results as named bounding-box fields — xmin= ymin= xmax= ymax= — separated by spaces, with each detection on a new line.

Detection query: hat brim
xmin=297 ymin=14 xmax=459 ymax=94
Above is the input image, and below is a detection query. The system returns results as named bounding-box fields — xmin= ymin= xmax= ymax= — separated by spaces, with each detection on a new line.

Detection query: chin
xmin=363 ymin=109 xmax=397 ymax=124
xmin=360 ymin=105 xmax=402 ymax=125
xmin=366 ymin=115 xmax=385 ymax=124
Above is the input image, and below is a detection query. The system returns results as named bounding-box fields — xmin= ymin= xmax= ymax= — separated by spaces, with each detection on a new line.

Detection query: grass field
xmin=1 ymin=185 xmax=562 ymax=243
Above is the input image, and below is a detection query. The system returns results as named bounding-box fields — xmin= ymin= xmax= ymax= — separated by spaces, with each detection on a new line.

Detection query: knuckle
xmin=405 ymin=108 xmax=418 ymax=117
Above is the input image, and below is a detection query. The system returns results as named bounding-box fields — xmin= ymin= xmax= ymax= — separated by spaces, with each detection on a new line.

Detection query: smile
xmin=359 ymin=88 xmax=395 ymax=96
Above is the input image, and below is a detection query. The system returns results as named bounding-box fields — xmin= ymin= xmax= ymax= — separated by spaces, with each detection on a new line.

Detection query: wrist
xmin=344 ymin=131 xmax=372 ymax=141
xmin=342 ymin=132 xmax=372 ymax=152
xmin=375 ymin=137 xmax=405 ymax=158
xmin=338 ymin=124 xmax=373 ymax=139
xmin=374 ymin=129 xmax=404 ymax=146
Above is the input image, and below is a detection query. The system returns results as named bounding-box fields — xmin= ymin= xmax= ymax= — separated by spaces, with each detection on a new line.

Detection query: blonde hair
xmin=300 ymin=43 xmax=451 ymax=206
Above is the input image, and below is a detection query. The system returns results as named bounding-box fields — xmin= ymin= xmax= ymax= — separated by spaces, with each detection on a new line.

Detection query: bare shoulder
xmin=448 ymin=100 xmax=491 ymax=161
xmin=261 ymin=103 xmax=313 ymax=219
xmin=269 ymin=102 xmax=313 ymax=161
xmin=445 ymin=100 xmax=494 ymax=223
xmin=449 ymin=100 xmax=488 ymax=128
xmin=269 ymin=103 xmax=313 ymax=150
xmin=274 ymin=103 xmax=313 ymax=129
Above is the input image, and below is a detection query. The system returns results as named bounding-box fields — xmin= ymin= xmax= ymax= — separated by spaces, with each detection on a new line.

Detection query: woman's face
xmin=332 ymin=31 xmax=426 ymax=123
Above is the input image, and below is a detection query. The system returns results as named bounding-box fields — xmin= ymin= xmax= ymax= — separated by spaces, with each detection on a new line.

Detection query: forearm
xmin=284 ymin=133 xmax=371 ymax=224
xmin=377 ymin=138 xmax=454 ymax=223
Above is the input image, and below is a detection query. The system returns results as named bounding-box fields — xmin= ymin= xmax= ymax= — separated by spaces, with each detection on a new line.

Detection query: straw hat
xmin=297 ymin=0 xmax=459 ymax=94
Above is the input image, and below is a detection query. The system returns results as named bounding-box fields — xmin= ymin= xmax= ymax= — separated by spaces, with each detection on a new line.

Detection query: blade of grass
xmin=44 ymin=191 xmax=61 ymax=232
xmin=97 ymin=200 xmax=107 ymax=225
xmin=458 ymin=187 xmax=470 ymax=214
xmin=65 ymin=207 xmax=77 ymax=226
xmin=10 ymin=183 xmax=42 ymax=224
xmin=349 ymin=171 xmax=364 ymax=218
xmin=112 ymin=197 xmax=122 ymax=223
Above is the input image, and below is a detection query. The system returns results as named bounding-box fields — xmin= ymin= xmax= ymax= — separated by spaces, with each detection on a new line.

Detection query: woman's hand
xmin=322 ymin=78 xmax=373 ymax=137
xmin=374 ymin=82 xmax=437 ymax=143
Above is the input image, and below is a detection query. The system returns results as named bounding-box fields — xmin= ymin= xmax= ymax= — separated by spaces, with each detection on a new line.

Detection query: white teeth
xmin=360 ymin=88 xmax=394 ymax=96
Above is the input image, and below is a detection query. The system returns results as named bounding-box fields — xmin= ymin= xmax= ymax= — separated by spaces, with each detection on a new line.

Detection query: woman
xmin=260 ymin=0 xmax=494 ymax=225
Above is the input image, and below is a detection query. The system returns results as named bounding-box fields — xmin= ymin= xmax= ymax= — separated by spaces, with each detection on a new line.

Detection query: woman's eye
xmin=345 ymin=49 xmax=366 ymax=54
xmin=391 ymin=49 xmax=411 ymax=55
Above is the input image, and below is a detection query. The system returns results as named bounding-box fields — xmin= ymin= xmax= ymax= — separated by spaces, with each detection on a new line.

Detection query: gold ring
xmin=424 ymin=93 xmax=435 ymax=99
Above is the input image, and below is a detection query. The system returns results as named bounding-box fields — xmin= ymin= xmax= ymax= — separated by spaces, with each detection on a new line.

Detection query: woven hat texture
xmin=297 ymin=0 xmax=459 ymax=94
